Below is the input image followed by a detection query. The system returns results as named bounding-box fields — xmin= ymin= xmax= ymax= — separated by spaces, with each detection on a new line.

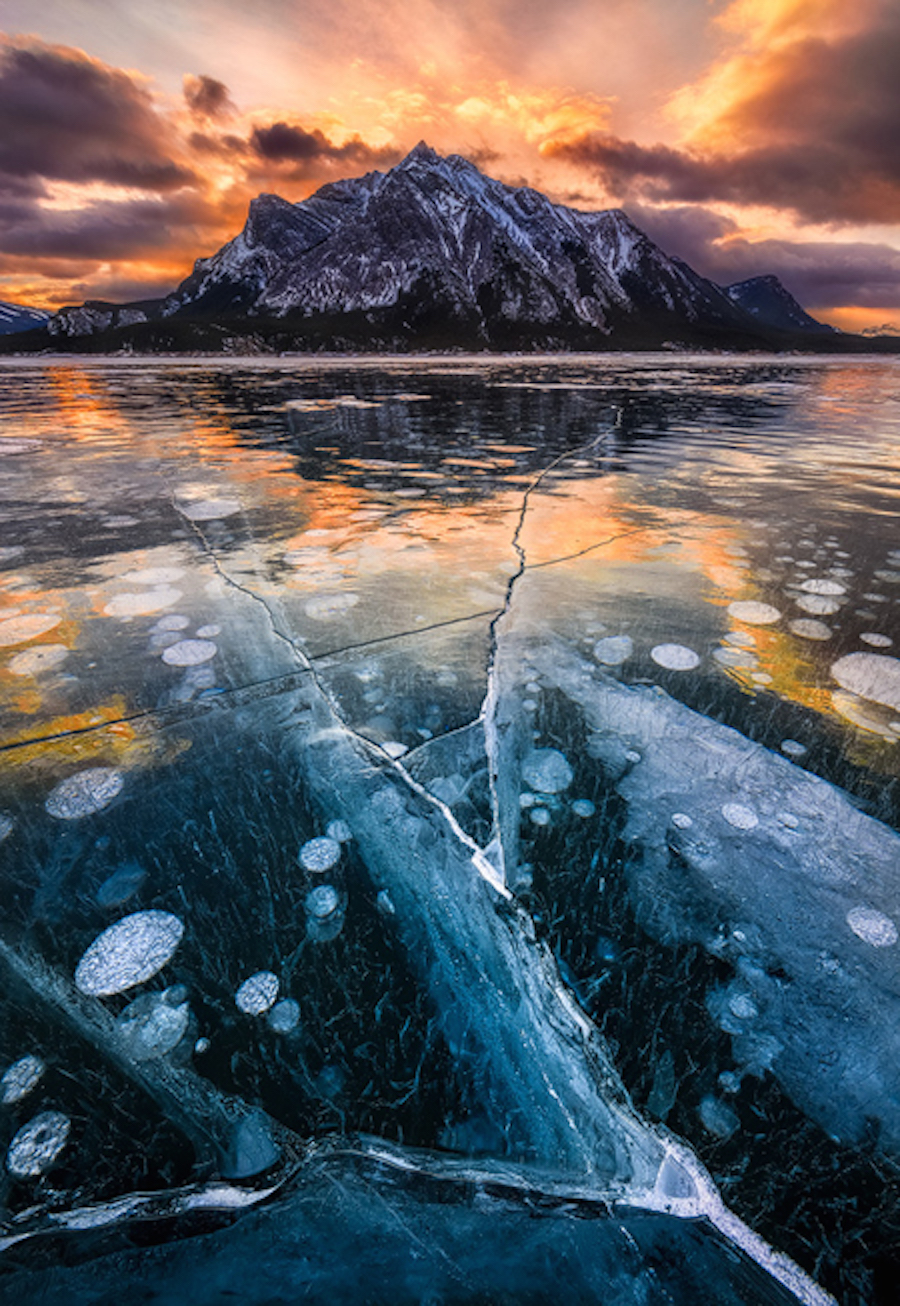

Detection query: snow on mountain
xmin=163 ymin=142 xmax=756 ymax=343
xmin=0 ymin=300 xmax=51 ymax=336
xmin=38 ymin=144 xmax=836 ymax=349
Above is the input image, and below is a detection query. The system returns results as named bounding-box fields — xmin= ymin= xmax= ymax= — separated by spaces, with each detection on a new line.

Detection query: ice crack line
xmin=479 ymin=428 xmax=614 ymax=885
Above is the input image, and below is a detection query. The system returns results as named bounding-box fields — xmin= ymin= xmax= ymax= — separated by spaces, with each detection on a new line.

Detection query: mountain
xmin=724 ymin=275 xmax=834 ymax=334
xmin=0 ymin=300 xmax=51 ymax=335
xmin=4 ymin=143 xmax=890 ymax=354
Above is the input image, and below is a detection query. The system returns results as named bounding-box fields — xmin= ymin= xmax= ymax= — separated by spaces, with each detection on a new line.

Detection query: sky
xmin=0 ymin=0 xmax=898 ymax=330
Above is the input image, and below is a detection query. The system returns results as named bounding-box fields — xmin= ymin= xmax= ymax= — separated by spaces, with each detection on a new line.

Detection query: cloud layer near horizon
xmin=0 ymin=0 xmax=898 ymax=328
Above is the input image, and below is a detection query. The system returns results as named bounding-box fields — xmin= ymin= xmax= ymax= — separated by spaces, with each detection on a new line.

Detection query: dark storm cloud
xmin=0 ymin=192 xmax=218 ymax=262
xmin=548 ymin=4 xmax=900 ymax=226
xmin=249 ymin=121 xmax=401 ymax=172
xmin=0 ymin=37 xmax=196 ymax=191
xmin=183 ymin=74 xmax=235 ymax=121
xmin=618 ymin=201 xmax=900 ymax=311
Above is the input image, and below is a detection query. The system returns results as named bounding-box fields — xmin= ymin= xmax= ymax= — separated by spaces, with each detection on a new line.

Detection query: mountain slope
xmin=149 ymin=142 xmax=756 ymax=347
xmin=0 ymin=300 xmax=51 ymax=335
xmin=14 ymin=142 xmax=884 ymax=353
xmin=724 ymin=276 xmax=834 ymax=334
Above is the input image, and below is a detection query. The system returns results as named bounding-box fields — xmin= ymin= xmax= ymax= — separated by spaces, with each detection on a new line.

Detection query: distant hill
xmin=1 ymin=144 xmax=895 ymax=354
xmin=0 ymin=300 xmax=51 ymax=336
xmin=724 ymin=275 xmax=834 ymax=334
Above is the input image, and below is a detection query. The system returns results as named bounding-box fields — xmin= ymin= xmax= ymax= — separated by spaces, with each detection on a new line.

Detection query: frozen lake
xmin=0 ymin=354 xmax=898 ymax=1304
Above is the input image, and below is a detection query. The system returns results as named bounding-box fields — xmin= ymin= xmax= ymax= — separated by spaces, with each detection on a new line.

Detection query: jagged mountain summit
xmin=724 ymin=275 xmax=833 ymax=334
xmin=7 ymin=142 xmax=856 ymax=352
xmin=0 ymin=300 xmax=50 ymax=336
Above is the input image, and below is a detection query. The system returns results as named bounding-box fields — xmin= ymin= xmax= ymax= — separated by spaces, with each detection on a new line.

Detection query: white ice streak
xmin=74 ymin=911 xmax=184 ymax=996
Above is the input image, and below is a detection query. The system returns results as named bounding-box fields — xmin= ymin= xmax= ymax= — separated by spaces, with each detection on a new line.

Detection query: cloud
xmin=616 ymin=200 xmax=900 ymax=314
xmin=183 ymin=74 xmax=235 ymax=121
xmin=547 ymin=0 xmax=900 ymax=225
xmin=0 ymin=36 xmax=196 ymax=192
xmin=248 ymin=121 xmax=401 ymax=173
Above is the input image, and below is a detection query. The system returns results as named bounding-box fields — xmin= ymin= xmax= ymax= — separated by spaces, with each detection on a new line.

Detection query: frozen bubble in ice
xmin=781 ymin=739 xmax=807 ymax=758
xmin=95 ymin=863 xmax=146 ymax=909
xmin=728 ymin=601 xmax=781 ymax=625
xmin=519 ymin=792 xmax=538 ymax=809
xmin=0 ymin=813 xmax=12 ymax=843
xmin=303 ymin=592 xmax=359 ymax=620
xmin=521 ymin=748 xmax=573 ymax=794
xmin=104 ymin=588 xmax=183 ymax=618
xmin=751 ymin=672 xmax=773 ymax=685
xmin=122 ymin=567 xmax=185 ymax=587
xmin=728 ymin=993 xmax=759 ymax=1020
xmin=0 ymin=613 xmax=61 ymax=646
xmin=874 ymin=570 xmax=900 ymax=583
xmin=671 ymin=813 xmax=693 ymax=830
xmin=153 ymin=614 xmax=190 ymax=632
xmin=223 ymin=1112 xmax=280 ymax=1179
xmin=699 ymin=1095 xmax=739 ymax=1140
xmin=789 ymin=619 xmax=832 ymax=641
xmin=526 ymin=681 xmax=541 ymax=694
xmin=718 ymin=1071 xmax=742 ymax=1095
xmin=194 ymin=1037 xmax=210 ymax=1055
xmin=8 ymin=643 xmax=68 ymax=676
xmin=195 ymin=624 xmax=221 ymax=638
xmin=592 ymin=635 xmax=633 ymax=666
xmin=382 ymin=740 xmax=408 ymax=759
xmin=235 ymin=972 xmax=279 ymax=1016
xmin=530 ymin=806 xmax=551 ymax=827
xmin=846 ymin=906 xmax=898 ymax=948
xmin=860 ymin=632 xmax=893 ymax=648
xmin=162 ymin=639 xmax=217 ymax=666
xmin=117 ymin=990 xmax=190 ymax=1060
xmin=326 ymin=819 xmax=352 ymax=843
xmin=571 ymin=799 xmax=595 ymax=818
xmin=522 ymin=698 xmax=538 ymax=712
xmin=713 ymin=646 xmax=757 ymax=668
xmin=74 ymin=910 xmax=184 ymax=996
xmin=6 ymin=1111 xmax=70 ymax=1177
xmin=831 ymin=652 xmax=900 ymax=711
xmin=306 ymin=884 xmax=340 ymax=919
xmin=799 ymin=578 xmax=846 ymax=596
xmin=46 ymin=767 xmax=124 ymax=820
xmin=299 ymin=836 xmax=341 ymax=872
xmin=724 ymin=630 xmax=756 ymax=647
xmin=721 ymin=803 xmax=759 ymax=831
xmin=651 ymin=643 xmax=700 ymax=670
xmin=267 ymin=999 xmax=300 ymax=1033
xmin=180 ymin=498 xmax=242 ymax=521
xmin=1 ymin=1055 xmax=45 ymax=1105
xmin=795 ymin=594 xmax=841 ymax=615
xmin=777 ymin=812 xmax=800 ymax=829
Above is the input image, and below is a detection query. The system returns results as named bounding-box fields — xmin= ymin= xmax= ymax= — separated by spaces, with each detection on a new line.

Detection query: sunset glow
xmin=0 ymin=0 xmax=898 ymax=328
